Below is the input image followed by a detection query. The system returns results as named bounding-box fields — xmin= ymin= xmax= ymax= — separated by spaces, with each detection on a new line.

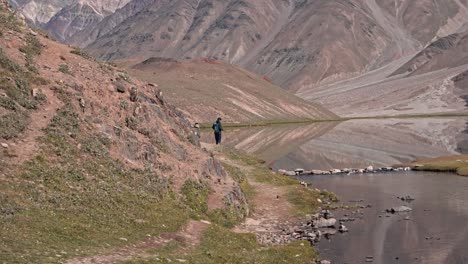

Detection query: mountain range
xmin=10 ymin=0 xmax=468 ymax=117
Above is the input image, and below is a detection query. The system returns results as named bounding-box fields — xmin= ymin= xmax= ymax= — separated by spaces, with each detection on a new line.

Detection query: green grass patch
xmin=413 ymin=156 xmax=468 ymax=176
xmin=59 ymin=63 xmax=72 ymax=75
xmin=0 ymin=104 xmax=191 ymax=263
xmin=181 ymin=179 xmax=211 ymax=218
xmin=123 ymin=225 xmax=318 ymax=264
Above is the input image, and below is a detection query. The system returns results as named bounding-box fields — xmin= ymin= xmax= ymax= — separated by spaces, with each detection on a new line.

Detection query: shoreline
xmin=199 ymin=112 xmax=468 ymax=129
xmin=411 ymin=154 xmax=468 ymax=176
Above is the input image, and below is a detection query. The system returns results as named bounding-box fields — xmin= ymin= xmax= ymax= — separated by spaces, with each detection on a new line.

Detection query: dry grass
xmin=413 ymin=155 xmax=468 ymax=176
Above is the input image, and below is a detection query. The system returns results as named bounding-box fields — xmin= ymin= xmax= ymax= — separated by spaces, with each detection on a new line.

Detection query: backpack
xmin=212 ymin=122 xmax=220 ymax=133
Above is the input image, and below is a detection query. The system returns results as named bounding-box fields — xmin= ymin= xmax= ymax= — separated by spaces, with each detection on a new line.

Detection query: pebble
xmin=1 ymin=143 xmax=8 ymax=148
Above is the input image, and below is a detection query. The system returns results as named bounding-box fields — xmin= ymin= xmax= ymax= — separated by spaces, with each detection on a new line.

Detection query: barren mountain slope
xmin=44 ymin=0 xmax=130 ymax=42
xmin=393 ymin=30 xmax=468 ymax=77
xmin=9 ymin=0 xmax=74 ymax=25
xmin=127 ymin=57 xmax=337 ymax=123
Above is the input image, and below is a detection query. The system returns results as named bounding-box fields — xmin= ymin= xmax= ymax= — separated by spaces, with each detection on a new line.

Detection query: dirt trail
xmin=66 ymin=220 xmax=210 ymax=264
xmin=233 ymin=180 xmax=295 ymax=235
xmin=7 ymin=88 xmax=63 ymax=164
xmin=212 ymin=147 xmax=298 ymax=239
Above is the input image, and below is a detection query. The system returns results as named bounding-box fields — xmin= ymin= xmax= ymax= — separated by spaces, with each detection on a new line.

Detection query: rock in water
xmin=386 ymin=206 xmax=412 ymax=213
xmin=366 ymin=166 xmax=374 ymax=171
xmin=295 ymin=168 xmax=305 ymax=174
xmin=314 ymin=218 xmax=337 ymax=228
xmin=339 ymin=224 xmax=348 ymax=233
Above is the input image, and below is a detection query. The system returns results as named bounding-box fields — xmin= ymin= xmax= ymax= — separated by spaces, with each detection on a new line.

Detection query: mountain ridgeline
xmin=11 ymin=0 xmax=468 ymax=117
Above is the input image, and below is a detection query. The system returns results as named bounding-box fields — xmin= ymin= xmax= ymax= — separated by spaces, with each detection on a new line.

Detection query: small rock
xmin=338 ymin=224 xmax=348 ymax=233
xmin=404 ymin=216 xmax=411 ymax=221
xmin=320 ymin=260 xmax=331 ymax=264
xmin=119 ymin=237 xmax=128 ymax=242
xmin=366 ymin=166 xmax=374 ymax=171
xmin=116 ymin=83 xmax=126 ymax=93
xmin=1 ymin=143 xmax=8 ymax=148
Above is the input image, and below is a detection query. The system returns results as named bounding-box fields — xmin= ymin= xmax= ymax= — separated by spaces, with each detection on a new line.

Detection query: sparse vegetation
xmin=58 ymin=63 xmax=72 ymax=75
xmin=0 ymin=6 xmax=21 ymax=31
xmin=0 ymin=111 xmax=29 ymax=139
xmin=118 ymin=71 xmax=132 ymax=83
xmin=126 ymin=116 xmax=139 ymax=130
xmin=19 ymin=34 xmax=42 ymax=73
xmin=70 ymin=47 xmax=93 ymax=60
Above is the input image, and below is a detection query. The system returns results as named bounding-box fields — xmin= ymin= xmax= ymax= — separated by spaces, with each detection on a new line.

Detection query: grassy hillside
xmin=0 ymin=2 xmax=327 ymax=263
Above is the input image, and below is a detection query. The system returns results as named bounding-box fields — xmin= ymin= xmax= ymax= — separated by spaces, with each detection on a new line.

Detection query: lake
xmin=202 ymin=118 xmax=468 ymax=263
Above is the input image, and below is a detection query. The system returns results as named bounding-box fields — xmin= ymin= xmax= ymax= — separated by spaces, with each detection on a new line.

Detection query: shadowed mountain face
xmin=12 ymin=0 xmax=468 ymax=117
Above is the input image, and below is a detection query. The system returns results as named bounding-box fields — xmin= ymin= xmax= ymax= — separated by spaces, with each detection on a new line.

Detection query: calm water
xmin=299 ymin=171 xmax=468 ymax=264
xmin=202 ymin=118 xmax=468 ymax=263
xmin=202 ymin=118 xmax=468 ymax=170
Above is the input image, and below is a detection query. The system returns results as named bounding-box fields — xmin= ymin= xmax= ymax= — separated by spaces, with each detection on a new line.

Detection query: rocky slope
xmin=127 ymin=57 xmax=337 ymax=123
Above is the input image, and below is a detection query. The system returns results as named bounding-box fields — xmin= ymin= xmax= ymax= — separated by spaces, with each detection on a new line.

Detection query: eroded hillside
xmin=128 ymin=57 xmax=337 ymax=123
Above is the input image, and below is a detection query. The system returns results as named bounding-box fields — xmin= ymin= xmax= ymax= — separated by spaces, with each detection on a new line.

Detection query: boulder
xmin=386 ymin=206 xmax=412 ymax=213
xmin=313 ymin=218 xmax=337 ymax=228
xmin=115 ymin=83 xmax=126 ymax=93
xmin=330 ymin=169 xmax=342 ymax=174
xmin=283 ymin=171 xmax=296 ymax=176
xmin=366 ymin=166 xmax=374 ymax=171
xmin=311 ymin=170 xmax=326 ymax=175
xmin=357 ymin=169 xmax=365 ymax=173
xmin=295 ymin=168 xmax=305 ymax=174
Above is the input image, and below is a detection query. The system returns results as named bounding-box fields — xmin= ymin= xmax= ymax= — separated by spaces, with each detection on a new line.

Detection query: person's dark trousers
xmin=215 ymin=132 xmax=222 ymax=145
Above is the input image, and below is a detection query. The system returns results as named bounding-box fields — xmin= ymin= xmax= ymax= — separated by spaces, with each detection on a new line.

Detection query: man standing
xmin=212 ymin=117 xmax=223 ymax=145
